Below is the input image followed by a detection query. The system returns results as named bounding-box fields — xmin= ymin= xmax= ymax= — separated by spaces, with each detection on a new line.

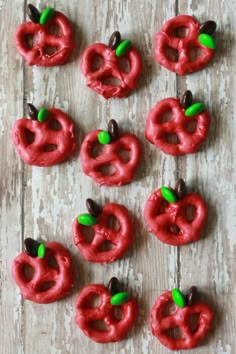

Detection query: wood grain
xmin=0 ymin=0 xmax=235 ymax=353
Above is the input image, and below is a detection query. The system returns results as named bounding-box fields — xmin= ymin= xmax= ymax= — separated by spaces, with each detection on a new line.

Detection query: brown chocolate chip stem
xmin=199 ymin=21 xmax=217 ymax=35
xmin=186 ymin=286 xmax=198 ymax=306
xmin=175 ymin=178 xmax=187 ymax=199
xmin=108 ymin=277 xmax=121 ymax=296
xmin=108 ymin=119 xmax=119 ymax=140
xmin=108 ymin=31 xmax=121 ymax=50
xmin=27 ymin=103 xmax=39 ymax=120
xmin=27 ymin=4 xmax=41 ymax=23
xmin=24 ymin=237 xmax=40 ymax=257
xmin=181 ymin=90 xmax=193 ymax=109
xmin=86 ymin=198 xmax=102 ymax=217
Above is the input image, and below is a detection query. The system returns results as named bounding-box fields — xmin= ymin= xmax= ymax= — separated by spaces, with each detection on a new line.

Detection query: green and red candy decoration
xmin=77 ymin=198 xmax=102 ymax=226
xmin=108 ymin=31 xmax=132 ymax=57
xmin=27 ymin=4 xmax=55 ymax=25
xmin=27 ymin=103 xmax=49 ymax=123
xmin=97 ymin=119 xmax=119 ymax=145
xmin=108 ymin=277 xmax=131 ymax=305
xmin=24 ymin=237 xmax=46 ymax=258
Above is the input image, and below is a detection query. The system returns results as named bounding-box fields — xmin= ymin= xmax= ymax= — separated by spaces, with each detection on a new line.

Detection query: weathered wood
xmin=0 ymin=0 xmax=235 ymax=353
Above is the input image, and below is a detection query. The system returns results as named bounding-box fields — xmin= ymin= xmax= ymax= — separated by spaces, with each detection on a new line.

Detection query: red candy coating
xmin=144 ymin=187 xmax=207 ymax=246
xmin=11 ymin=242 xmax=74 ymax=304
xmin=145 ymin=97 xmax=210 ymax=156
xmin=72 ymin=202 xmax=132 ymax=264
xmin=12 ymin=108 xmax=76 ymax=166
xmin=80 ymin=129 xmax=142 ymax=186
xmin=75 ymin=284 xmax=138 ymax=343
xmin=154 ymin=15 xmax=215 ymax=75
xmin=151 ymin=290 xmax=214 ymax=350
xmin=80 ymin=43 xmax=142 ymax=99
xmin=14 ymin=11 xmax=75 ymax=66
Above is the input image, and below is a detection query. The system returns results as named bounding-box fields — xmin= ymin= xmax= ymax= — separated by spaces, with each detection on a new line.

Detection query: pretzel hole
xmin=47 ymin=23 xmax=62 ymax=37
xmin=25 ymin=129 xmax=35 ymax=145
xmin=90 ymin=319 xmax=109 ymax=331
xmin=48 ymin=119 xmax=62 ymax=131
xmin=173 ymin=27 xmax=188 ymax=38
xmin=188 ymin=313 xmax=200 ymax=333
xmin=81 ymin=225 xmax=95 ymax=243
xmin=112 ymin=307 xmax=123 ymax=321
xmin=39 ymin=281 xmax=55 ymax=292
xmin=89 ymin=293 xmax=102 ymax=308
xmin=166 ymin=326 xmax=182 ymax=339
xmin=185 ymin=205 xmax=196 ymax=222
xmin=157 ymin=200 xmax=169 ymax=215
xmin=189 ymin=47 xmax=203 ymax=62
xmin=185 ymin=120 xmax=198 ymax=133
xmin=44 ymin=46 xmax=59 ymax=56
xmin=91 ymin=54 xmax=104 ymax=72
xmin=107 ymin=215 xmax=120 ymax=231
xmin=159 ymin=109 xmax=173 ymax=124
xmin=22 ymin=263 xmax=35 ymax=282
xmin=163 ymin=133 xmax=180 ymax=144
xmin=98 ymin=164 xmax=116 ymax=176
xmin=168 ymin=224 xmax=180 ymax=235
xmin=118 ymin=56 xmax=130 ymax=73
xmin=91 ymin=140 xmax=105 ymax=158
xmin=162 ymin=301 xmax=177 ymax=317
xmin=99 ymin=240 xmax=115 ymax=252
xmin=25 ymin=34 xmax=38 ymax=49
xmin=166 ymin=47 xmax=179 ymax=62
xmin=46 ymin=255 xmax=59 ymax=270
xmin=117 ymin=148 xmax=131 ymax=163
xmin=100 ymin=76 xmax=122 ymax=87
xmin=43 ymin=144 xmax=57 ymax=152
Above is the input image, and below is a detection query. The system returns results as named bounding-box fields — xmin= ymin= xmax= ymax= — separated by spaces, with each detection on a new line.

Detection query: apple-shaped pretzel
xmin=151 ymin=286 xmax=214 ymax=350
xmin=154 ymin=15 xmax=217 ymax=75
xmin=12 ymin=103 xmax=76 ymax=166
xmin=14 ymin=4 xmax=75 ymax=66
xmin=144 ymin=179 xmax=207 ymax=246
xmin=11 ymin=238 xmax=74 ymax=304
xmin=80 ymin=31 xmax=142 ymax=99
xmin=75 ymin=277 xmax=138 ymax=343
xmin=145 ymin=90 xmax=210 ymax=156
xmin=72 ymin=198 xmax=133 ymax=264
xmin=80 ymin=119 xmax=142 ymax=186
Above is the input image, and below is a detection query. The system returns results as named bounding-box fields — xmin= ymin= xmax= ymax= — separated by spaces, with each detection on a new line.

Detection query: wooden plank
xmin=0 ymin=1 xmax=25 ymax=353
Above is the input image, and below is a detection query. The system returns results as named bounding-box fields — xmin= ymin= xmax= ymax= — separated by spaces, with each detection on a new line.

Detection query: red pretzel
xmin=154 ymin=15 xmax=215 ymax=75
xmin=75 ymin=284 xmax=138 ymax=343
xmin=11 ymin=242 xmax=74 ymax=304
xmin=80 ymin=129 xmax=141 ymax=186
xmin=151 ymin=290 xmax=214 ymax=350
xmin=72 ymin=202 xmax=133 ymax=264
xmin=12 ymin=108 xmax=76 ymax=166
xmin=14 ymin=11 xmax=75 ymax=66
xmin=80 ymin=43 xmax=142 ymax=99
xmin=144 ymin=187 xmax=207 ymax=246
xmin=145 ymin=97 xmax=210 ymax=155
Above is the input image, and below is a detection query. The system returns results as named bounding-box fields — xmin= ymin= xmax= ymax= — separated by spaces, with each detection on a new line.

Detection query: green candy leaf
xmin=161 ymin=186 xmax=177 ymax=203
xmin=110 ymin=292 xmax=130 ymax=306
xmin=40 ymin=7 xmax=55 ymax=25
xmin=37 ymin=243 xmax=46 ymax=258
xmin=97 ymin=131 xmax=111 ymax=145
xmin=172 ymin=288 xmax=186 ymax=308
xmin=185 ymin=102 xmax=205 ymax=117
xmin=198 ymin=33 xmax=216 ymax=49
xmin=37 ymin=108 xmax=49 ymax=122
xmin=77 ymin=213 xmax=98 ymax=226
xmin=115 ymin=40 xmax=132 ymax=57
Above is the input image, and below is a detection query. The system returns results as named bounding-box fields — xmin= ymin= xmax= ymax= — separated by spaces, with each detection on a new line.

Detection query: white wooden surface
xmin=0 ymin=0 xmax=235 ymax=353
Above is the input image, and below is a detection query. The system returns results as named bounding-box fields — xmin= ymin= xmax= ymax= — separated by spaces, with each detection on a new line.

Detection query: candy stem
xmin=108 ymin=119 xmax=119 ymax=140
xmin=175 ymin=178 xmax=186 ymax=199
xmin=181 ymin=90 xmax=193 ymax=109
xmin=24 ymin=238 xmax=40 ymax=257
xmin=108 ymin=31 xmax=121 ymax=50
xmin=108 ymin=277 xmax=121 ymax=296
xmin=86 ymin=198 xmax=102 ymax=217
xmin=27 ymin=4 xmax=41 ymax=23
xmin=27 ymin=103 xmax=38 ymax=120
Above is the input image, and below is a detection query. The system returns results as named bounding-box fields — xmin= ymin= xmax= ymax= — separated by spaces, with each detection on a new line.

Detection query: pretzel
xmin=151 ymin=290 xmax=214 ymax=350
xmin=75 ymin=284 xmax=138 ymax=343
xmin=72 ymin=202 xmax=133 ymax=264
xmin=15 ymin=11 xmax=75 ymax=66
xmin=154 ymin=15 xmax=215 ymax=75
xmin=80 ymin=39 xmax=142 ymax=99
xmin=145 ymin=97 xmax=210 ymax=155
xmin=80 ymin=128 xmax=141 ymax=186
xmin=144 ymin=185 xmax=207 ymax=246
xmin=12 ymin=108 xmax=76 ymax=166
xmin=11 ymin=242 xmax=74 ymax=304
